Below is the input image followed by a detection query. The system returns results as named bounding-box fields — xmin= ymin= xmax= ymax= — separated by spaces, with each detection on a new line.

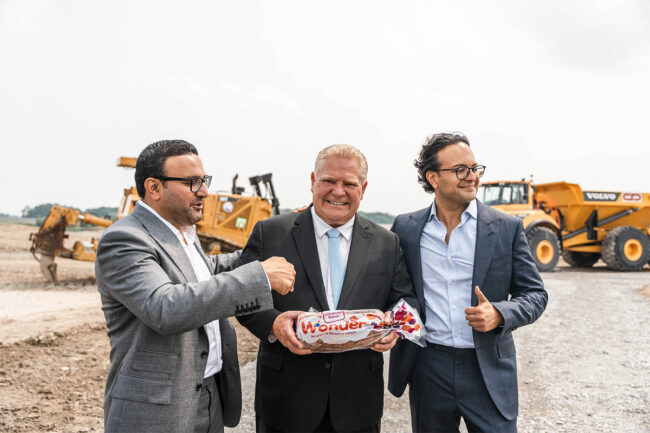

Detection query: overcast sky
xmin=1 ymin=1 xmax=649 ymax=216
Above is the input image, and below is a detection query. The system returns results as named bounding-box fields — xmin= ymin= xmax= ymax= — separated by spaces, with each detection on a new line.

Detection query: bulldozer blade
xmin=39 ymin=254 xmax=58 ymax=282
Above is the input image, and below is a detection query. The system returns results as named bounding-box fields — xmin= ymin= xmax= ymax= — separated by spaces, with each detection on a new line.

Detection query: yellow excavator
xmin=478 ymin=179 xmax=650 ymax=272
xmin=30 ymin=157 xmax=280 ymax=282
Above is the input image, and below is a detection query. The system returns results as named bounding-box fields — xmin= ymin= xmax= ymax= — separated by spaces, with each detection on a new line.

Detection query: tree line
xmin=21 ymin=203 xmax=118 ymax=219
xmin=19 ymin=204 xmax=395 ymax=225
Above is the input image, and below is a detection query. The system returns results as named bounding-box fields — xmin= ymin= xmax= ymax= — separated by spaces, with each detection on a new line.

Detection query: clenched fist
xmin=261 ymin=256 xmax=296 ymax=295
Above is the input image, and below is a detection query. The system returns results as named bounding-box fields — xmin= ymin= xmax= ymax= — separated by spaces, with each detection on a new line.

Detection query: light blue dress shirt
xmin=421 ymin=199 xmax=477 ymax=348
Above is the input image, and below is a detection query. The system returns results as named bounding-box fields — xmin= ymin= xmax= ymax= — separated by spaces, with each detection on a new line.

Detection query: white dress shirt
xmin=421 ymin=199 xmax=477 ymax=348
xmin=311 ymin=207 xmax=354 ymax=310
xmin=138 ymin=201 xmax=222 ymax=377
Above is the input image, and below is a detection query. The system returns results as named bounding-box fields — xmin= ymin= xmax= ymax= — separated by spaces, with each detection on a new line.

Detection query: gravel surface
xmin=516 ymin=268 xmax=650 ymax=433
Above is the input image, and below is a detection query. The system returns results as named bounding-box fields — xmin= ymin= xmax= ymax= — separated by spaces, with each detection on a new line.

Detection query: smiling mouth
xmin=326 ymin=200 xmax=347 ymax=206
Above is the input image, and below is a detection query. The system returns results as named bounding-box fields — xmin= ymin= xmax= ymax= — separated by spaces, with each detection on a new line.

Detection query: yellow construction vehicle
xmin=478 ymin=179 xmax=650 ymax=272
xmin=30 ymin=157 xmax=280 ymax=282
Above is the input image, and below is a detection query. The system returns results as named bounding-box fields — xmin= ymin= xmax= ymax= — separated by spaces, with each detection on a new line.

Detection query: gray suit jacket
xmin=95 ymin=204 xmax=273 ymax=433
xmin=388 ymin=200 xmax=548 ymax=421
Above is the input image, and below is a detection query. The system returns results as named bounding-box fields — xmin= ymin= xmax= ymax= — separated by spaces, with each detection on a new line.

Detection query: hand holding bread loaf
xmin=294 ymin=299 xmax=424 ymax=353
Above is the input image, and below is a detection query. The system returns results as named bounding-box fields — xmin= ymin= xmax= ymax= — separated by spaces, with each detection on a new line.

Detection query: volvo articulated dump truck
xmin=478 ymin=180 xmax=650 ymax=272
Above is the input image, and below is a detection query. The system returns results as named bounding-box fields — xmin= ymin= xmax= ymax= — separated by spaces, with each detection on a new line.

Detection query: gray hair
xmin=314 ymin=144 xmax=368 ymax=183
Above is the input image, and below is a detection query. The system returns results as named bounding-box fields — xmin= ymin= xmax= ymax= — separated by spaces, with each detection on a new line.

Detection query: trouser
xmin=409 ymin=343 xmax=517 ymax=433
xmin=256 ymin=401 xmax=381 ymax=432
xmin=194 ymin=374 xmax=224 ymax=433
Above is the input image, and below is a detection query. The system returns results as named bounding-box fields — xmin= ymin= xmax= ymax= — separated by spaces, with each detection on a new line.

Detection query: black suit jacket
xmin=238 ymin=208 xmax=417 ymax=432
xmin=388 ymin=200 xmax=548 ymax=421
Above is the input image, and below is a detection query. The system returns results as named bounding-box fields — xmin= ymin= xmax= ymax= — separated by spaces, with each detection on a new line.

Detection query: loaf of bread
xmin=295 ymin=309 xmax=389 ymax=353
xmin=294 ymin=300 xmax=425 ymax=353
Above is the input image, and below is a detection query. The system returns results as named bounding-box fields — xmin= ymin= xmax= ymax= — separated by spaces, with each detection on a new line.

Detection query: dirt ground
xmin=0 ymin=223 xmax=259 ymax=433
xmin=1 ymin=222 xmax=648 ymax=432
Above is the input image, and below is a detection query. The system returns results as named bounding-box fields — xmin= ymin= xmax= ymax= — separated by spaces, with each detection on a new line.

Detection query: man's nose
xmin=465 ymin=168 xmax=479 ymax=181
xmin=196 ymin=182 xmax=209 ymax=197
xmin=331 ymin=182 xmax=345 ymax=195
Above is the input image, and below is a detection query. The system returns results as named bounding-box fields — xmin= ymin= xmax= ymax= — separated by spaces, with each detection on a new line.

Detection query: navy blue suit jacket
xmin=388 ymin=200 xmax=547 ymax=420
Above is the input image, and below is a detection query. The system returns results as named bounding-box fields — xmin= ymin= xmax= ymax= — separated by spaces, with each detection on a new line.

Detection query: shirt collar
xmin=137 ymin=201 xmax=197 ymax=246
xmin=311 ymin=207 xmax=355 ymax=241
xmin=430 ymin=198 xmax=478 ymax=224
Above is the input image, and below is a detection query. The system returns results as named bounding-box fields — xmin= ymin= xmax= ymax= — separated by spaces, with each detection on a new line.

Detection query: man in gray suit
xmin=95 ymin=140 xmax=296 ymax=433
xmin=388 ymin=133 xmax=548 ymax=432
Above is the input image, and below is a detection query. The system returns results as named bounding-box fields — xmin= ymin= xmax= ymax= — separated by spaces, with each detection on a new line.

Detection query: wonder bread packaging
xmin=295 ymin=298 xmax=425 ymax=353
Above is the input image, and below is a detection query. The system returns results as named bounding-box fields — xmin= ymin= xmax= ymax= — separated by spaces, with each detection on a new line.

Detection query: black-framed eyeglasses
xmin=155 ymin=175 xmax=212 ymax=192
xmin=436 ymin=165 xmax=486 ymax=180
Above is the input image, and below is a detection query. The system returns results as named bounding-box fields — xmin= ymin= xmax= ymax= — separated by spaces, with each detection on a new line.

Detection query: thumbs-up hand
xmin=464 ymin=286 xmax=504 ymax=332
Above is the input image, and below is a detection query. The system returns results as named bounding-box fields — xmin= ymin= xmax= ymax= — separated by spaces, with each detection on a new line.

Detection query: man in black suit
xmin=388 ymin=132 xmax=548 ymax=432
xmin=238 ymin=144 xmax=417 ymax=432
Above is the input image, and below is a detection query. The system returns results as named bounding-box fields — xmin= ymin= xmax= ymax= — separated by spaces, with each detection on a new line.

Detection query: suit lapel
xmin=409 ymin=206 xmax=432 ymax=304
xmin=471 ymin=201 xmax=498 ymax=303
xmin=337 ymin=216 xmax=371 ymax=309
xmin=132 ymin=204 xmax=198 ymax=283
xmin=292 ymin=209 xmax=329 ymax=311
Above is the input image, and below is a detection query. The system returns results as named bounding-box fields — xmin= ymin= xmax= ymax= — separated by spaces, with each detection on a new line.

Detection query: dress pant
xmin=194 ymin=374 xmax=224 ymax=433
xmin=409 ymin=343 xmax=516 ymax=433
xmin=256 ymin=403 xmax=381 ymax=433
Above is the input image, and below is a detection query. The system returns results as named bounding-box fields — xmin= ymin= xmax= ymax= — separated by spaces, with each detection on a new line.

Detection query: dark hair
xmin=135 ymin=140 xmax=198 ymax=198
xmin=414 ymin=132 xmax=470 ymax=193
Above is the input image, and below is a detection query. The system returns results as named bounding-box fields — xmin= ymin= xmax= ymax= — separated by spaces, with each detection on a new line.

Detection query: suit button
xmin=200 ymin=351 xmax=208 ymax=358
xmin=324 ymin=362 xmax=331 ymax=370
xmin=196 ymin=384 xmax=202 ymax=391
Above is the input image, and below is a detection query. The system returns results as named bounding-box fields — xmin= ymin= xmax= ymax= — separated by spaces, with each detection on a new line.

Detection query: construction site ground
xmin=0 ymin=222 xmax=648 ymax=432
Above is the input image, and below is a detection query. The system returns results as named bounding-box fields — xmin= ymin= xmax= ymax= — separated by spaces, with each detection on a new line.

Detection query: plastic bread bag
xmin=388 ymin=298 xmax=425 ymax=347
xmin=294 ymin=299 xmax=425 ymax=353
xmin=295 ymin=309 xmax=389 ymax=353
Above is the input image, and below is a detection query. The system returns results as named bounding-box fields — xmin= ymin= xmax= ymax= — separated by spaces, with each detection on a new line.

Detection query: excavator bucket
xmin=39 ymin=254 xmax=57 ymax=283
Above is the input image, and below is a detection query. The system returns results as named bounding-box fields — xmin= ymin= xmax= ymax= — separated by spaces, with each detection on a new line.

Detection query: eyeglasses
xmin=436 ymin=165 xmax=486 ymax=180
xmin=155 ymin=175 xmax=212 ymax=192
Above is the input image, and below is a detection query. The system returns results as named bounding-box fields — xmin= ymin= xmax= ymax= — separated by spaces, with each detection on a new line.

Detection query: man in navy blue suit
xmin=388 ymin=132 xmax=548 ymax=432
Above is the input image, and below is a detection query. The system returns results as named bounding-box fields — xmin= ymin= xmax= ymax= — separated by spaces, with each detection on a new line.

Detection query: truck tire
xmin=601 ymin=226 xmax=650 ymax=271
xmin=526 ymin=227 xmax=560 ymax=272
xmin=561 ymin=251 xmax=600 ymax=268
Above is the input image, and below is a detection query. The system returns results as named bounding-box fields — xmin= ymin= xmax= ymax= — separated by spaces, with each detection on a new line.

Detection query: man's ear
xmin=144 ymin=178 xmax=162 ymax=201
xmin=360 ymin=180 xmax=368 ymax=199
xmin=425 ymin=171 xmax=438 ymax=191
xmin=310 ymin=172 xmax=316 ymax=193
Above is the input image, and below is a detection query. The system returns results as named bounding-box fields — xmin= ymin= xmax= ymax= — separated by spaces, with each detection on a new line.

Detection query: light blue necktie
xmin=327 ymin=229 xmax=346 ymax=309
